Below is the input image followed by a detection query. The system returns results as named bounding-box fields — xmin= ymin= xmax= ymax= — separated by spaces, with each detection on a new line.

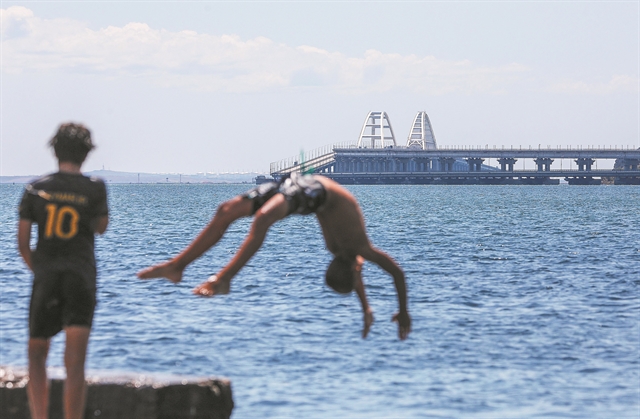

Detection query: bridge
xmin=267 ymin=111 xmax=640 ymax=185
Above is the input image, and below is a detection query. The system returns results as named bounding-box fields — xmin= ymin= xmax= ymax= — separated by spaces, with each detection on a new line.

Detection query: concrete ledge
xmin=0 ymin=366 xmax=233 ymax=419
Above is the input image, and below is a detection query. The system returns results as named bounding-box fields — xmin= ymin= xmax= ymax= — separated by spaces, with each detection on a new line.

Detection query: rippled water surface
xmin=1 ymin=183 xmax=638 ymax=418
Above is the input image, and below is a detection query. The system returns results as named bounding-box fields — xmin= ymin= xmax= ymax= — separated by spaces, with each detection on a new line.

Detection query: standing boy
xmin=17 ymin=123 xmax=109 ymax=419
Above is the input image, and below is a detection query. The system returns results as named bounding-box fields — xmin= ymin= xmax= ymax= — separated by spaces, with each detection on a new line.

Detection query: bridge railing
xmin=270 ymin=142 xmax=357 ymax=175
xmin=420 ymin=145 xmax=638 ymax=151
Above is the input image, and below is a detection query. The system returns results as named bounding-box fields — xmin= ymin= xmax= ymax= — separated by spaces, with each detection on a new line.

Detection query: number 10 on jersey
xmin=44 ymin=204 xmax=80 ymax=239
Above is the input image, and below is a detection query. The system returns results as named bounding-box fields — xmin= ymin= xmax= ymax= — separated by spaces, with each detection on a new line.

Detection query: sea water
xmin=1 ymin=183 xmax=638 ymax=418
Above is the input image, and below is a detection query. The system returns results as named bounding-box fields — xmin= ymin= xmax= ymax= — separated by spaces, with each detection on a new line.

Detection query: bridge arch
xmin=356 ymin=111 xmax=397 ymax=148
xmin=406 ymin=111 xmax=438 ymax=150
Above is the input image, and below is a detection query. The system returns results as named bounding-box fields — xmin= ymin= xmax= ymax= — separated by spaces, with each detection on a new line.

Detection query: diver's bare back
xmin=315 ymin=177 xmax=371 ymax=257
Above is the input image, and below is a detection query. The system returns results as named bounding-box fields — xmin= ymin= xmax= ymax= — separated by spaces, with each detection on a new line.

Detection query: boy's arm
xmin=93 ymin=180 xmax=109 ymax=235
xmin=17 ymin=219 xmax=33 ymax=271
xmin=353 ymin=256 xmax=374 ymax=338
xmin=92 ymin=216 xmax=109 ymax=235
xmin=360 ymin=246 xmax=411 ymax=340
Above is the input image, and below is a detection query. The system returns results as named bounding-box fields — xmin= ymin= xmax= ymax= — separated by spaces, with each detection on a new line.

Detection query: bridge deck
xmin=333 ymin=147 xmax=640 ymax=159
xmin=268 ymin=144 xmax=640 ymax=185
xmin=327 ymin=169 xmax=640 ymax=179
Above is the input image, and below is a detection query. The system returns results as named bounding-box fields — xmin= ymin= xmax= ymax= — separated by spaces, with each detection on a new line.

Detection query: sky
xmin=1 ymin=0 xmax=638 ymax=176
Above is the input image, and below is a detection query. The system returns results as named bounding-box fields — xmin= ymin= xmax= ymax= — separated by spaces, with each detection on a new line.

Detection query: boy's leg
xmin=28 ymin=338 xmax=50 ymax=419
xmin=63 ymin=326 xmax=90 ymax=419
xmin=138 ymin=196 xmax=254 ymax=282
xmin=193 ymin=194 xmax=290 ymax=296
xmin=175 ymin=196 xmax=255 ymax=266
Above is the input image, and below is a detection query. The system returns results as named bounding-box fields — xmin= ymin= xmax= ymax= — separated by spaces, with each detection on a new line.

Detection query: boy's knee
xmin=217 ymin=198 xmax=248 ymax=221
xmin=252 ymin=211 xmax=274 ymax=232
xmin=217 ymin=201 xmax=232 ymax=215
xmin=28 ymin=339 xmax=49 ymax=362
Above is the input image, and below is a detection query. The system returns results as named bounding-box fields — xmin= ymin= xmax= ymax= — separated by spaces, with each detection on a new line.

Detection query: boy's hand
xmin=392 ymin=311 xmax=411 ymax=340
xmin=362 ymin=307 xmax=374 ymax=338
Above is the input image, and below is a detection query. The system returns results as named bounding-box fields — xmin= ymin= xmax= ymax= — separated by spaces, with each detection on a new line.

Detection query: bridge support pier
xmin=498 ymin=158 xmax=517 ymax=171
xmin=622 ymin=158 xmax=639 ymax=171
xmin=465 ymin=157 xmax=484 ymax=172
xmin=615 ymin=158 xmax=640 ymax=184
xmin=439 ymin=157 xmax=456 ymax=172
xmin=534 ymin=158 xmax=554 ymax=171
xmin=412 ymin=158 xmax=428 ymax=172
xmin=575 ymin=158 xmax=595 ymax=171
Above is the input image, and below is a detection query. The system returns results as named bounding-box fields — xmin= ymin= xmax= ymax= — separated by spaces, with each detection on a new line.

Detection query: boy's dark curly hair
xmin=49 ymin=123 xmax=95 ymax=165
xmin=325 ymin=256 xmax=355 ymax=294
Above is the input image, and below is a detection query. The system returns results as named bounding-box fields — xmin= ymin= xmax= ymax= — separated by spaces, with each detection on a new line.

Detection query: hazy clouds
xmin=2 ymin=6 xmax=534 ymax=95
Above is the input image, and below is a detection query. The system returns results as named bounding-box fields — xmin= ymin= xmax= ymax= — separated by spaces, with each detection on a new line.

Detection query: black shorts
xmin=242 ymin=182 xmax=280 ymax=215
xmin=29 ymin=269 xmax=96 ymax=339
xmin=279 ymin=174 xmax=327 ymax=215
xmin=242 ymin=174 xmax=327 ymax=216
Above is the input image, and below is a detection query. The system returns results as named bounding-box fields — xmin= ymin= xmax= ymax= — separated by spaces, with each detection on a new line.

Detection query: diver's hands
xmin=392 ymin=311 xmax=411 ymax=340
xmin=362 ymin=307 xmax=374 ymax=339
xmin=193 ymin=275 xmax=230 ymax=297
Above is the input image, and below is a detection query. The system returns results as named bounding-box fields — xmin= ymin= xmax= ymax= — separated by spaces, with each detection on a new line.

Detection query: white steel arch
xmin=406 ymin=111 xmax=438 ymax=150
xmin=356 ymin=111 xmax=397 ymax=148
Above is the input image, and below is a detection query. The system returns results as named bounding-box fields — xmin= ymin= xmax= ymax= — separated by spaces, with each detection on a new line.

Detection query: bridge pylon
xmin=406 ymin=111 xmax=438 ymax=150
xmin=356 ymin=111 xmax=397 ymax=148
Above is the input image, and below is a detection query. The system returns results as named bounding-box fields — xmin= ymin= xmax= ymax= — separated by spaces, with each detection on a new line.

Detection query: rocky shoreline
xmin=0 ymin=366 xmax=233 ymax=419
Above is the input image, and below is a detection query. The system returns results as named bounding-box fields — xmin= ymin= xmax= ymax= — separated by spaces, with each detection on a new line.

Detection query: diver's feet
xmin=193 ymin=275 xmax=230 ymax=297
xmin=137 ymin=260 xmax=184 ymax=284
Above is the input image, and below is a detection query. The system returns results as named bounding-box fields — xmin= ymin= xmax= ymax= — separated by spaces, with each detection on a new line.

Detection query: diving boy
xmin=138 ymin=173 xmax=410 ymax=340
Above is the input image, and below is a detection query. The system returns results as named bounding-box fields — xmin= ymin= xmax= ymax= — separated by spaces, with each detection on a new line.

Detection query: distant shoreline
xmin=0 ymin=170 xmax=265 ymax=184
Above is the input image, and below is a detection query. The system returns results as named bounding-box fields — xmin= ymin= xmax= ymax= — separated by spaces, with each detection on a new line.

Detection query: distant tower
xmin=406 ymin=111 xmax=437 ymax=150
xmin=356 ymin=111 xmax=397 ymax=148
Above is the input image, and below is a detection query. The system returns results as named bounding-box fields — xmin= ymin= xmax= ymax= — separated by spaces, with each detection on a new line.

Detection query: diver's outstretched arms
xmin=358 ymin=247 xmax=411 ymax=340
xmin=137 ymin=260 xmax=184 ymax=284
xmin=192 ymin=275 xmax=230 ymax=297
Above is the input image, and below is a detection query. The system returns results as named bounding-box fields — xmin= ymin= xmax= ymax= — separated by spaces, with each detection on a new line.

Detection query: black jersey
xmin=19 ymin=172 xmax=108 ymax=273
